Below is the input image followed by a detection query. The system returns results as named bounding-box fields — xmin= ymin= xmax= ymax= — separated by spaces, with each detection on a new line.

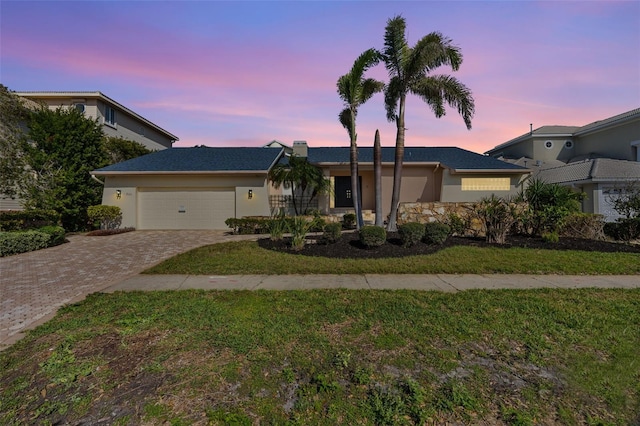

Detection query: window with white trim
xmin=461 ymin=177 xmax=510 ymax=191
xmin=105 ymin=106 xmax=116 ymax=126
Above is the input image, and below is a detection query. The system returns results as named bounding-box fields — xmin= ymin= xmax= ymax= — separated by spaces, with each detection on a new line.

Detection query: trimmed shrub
xmin=359 ymin=225 xmax=386 ymax=248
xmin=38 ymin=226 xmax=66 ymax=246
xmin=225 ymin=218 xmax=271 ymax=234
xmin=423 ymin=222 xmax=451 ymax=245
xmin=604 ymin=217 xmax=640 ymax=241
xmin=87 ymin=205 xmax=122 ymax=230
xmin=559 ymin=213 xmax=605 ymax=240
xmin=445 ymin=213 xmax=467 ymax=236
xmin=398 ymin=222 xmax=425 ymax=248
xmin=0 ymin=230 xmax=51 ymax=257
xmin=343 ymin=213 xmax=356 ymax=229
xmin=322 ymin=222 xmax=342 ymax=244
xmin=0 ymin=209 xmax=61 ymax=231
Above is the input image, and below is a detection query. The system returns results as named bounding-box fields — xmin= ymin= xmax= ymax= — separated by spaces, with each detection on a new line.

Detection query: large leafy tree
xmin=102 ymin=136 xmax=152 ymax=164
xmin=380 ymin=15 xmax=475 ymax=231
xmin=21 ymin=107 xmax=108 ymax=230
xmin=269 ymin=155 xmax=331 ymax=216
xmin=337 ymin=48 xmax=384 ymax=229
xmin=0 ymin=84 xmax=31 ymax=199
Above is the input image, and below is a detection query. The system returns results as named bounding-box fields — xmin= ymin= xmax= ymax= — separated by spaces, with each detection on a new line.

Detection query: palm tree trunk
xmin=387 ymin=98 xmax=405 ymax=231
xmin=350 ymin=113 xmax=364 ymax=229
xmin=374 ymin=129 xmax=383 ymax=227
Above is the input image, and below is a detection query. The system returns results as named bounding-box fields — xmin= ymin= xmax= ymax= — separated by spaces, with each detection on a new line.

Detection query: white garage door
xmin=138 ymin=189 xmax=235 ymax=230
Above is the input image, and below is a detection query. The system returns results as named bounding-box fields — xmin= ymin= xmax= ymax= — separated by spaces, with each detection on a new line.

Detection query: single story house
xmin=92 ymin=142 xmax=529 ymax=230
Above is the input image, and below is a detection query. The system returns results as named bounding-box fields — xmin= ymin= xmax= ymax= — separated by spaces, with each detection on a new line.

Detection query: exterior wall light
xmin=116 ymin=189 xmax=122 ymax=199
xmin=248 ymin=189 xmax=253 ymax=199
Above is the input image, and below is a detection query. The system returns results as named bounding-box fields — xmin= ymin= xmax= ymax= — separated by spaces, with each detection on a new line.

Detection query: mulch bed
xmin=257 ymin=231 xmax=640 ymax=259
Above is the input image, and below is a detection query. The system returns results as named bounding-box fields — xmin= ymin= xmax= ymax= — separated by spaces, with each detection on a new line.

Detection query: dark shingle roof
xmin=536 ymin=158 xmax=640 ymax=184
xmin=307 ymin=147 xmax=526 ymax=171
xmin=93 ymin=147 xmax=283 ymax=173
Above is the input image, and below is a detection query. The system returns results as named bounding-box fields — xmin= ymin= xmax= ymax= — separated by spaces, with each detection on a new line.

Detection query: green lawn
xmin=1 ymin=289 xmax=638 ymax=425
xmin=145 ymin=240 xmax=640 ymax=275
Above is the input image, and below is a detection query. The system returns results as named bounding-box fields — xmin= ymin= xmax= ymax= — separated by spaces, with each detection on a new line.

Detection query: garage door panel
xmin=138 ymin=189 xmax=235 ymax=230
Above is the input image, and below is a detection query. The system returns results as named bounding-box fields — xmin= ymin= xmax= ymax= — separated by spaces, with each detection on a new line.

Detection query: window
xmin=564 ymin=140 xmax=574 ymax=149
xmin=74 ymin=103 xmax=85 ymax=113
xmin=461 ymin=177 xmax=510 ymax=191
xmin=544 ymin=140 xmax=554 ymax=149
xmin=105 ymin=106 xmax=116 ymax=126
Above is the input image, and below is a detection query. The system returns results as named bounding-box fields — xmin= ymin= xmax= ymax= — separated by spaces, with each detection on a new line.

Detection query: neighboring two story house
xmin=15 ymin=91 xmax=179 ymax=151
xmin=486 ymin=108 xmax=640 ymax=221
xmin=1 ymin=91 xmax=179 ymax=210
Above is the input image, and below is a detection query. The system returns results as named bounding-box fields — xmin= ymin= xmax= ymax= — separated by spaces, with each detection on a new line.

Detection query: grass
xmin=1 ymin=289 xmax=639 ymax=425
xmin=145 ymin=240 xmax=640 ymax=275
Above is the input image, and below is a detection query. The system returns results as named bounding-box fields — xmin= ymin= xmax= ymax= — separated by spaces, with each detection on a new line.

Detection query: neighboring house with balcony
xmin=485 ymin=108 xmax=640 ymax=221
xmin=91 ymin=142 xmax=529 ymax=230
xmin=15 ymin=91 xmax=178 ymax=151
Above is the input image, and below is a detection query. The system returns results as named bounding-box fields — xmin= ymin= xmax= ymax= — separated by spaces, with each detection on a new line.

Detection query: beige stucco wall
xmin=440 ymin=170 xmax=524 ymax=202
xmin=532 ymin=137 xmax=573 ymax=162
xmin=101 ymin=174 xmax=270 ymax=228
xmin=575 ymin=120 xmax=640 ymax=161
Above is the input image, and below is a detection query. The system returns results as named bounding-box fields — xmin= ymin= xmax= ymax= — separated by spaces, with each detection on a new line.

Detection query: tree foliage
xmin=21 ymin=107 xmax=108 ymax=230
xmin=102 ymin=136 xmax=152 ymax=164
xmin=269 ymin=155 xmax=331 ymax=216
xmin=0 ymin=85 xmax=32 ymax=198
xmin=378 ymin=15 xmax=475 ymax=231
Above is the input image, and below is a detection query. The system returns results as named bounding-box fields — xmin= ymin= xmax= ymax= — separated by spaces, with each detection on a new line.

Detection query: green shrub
xmin=87 ymin=205 xmax=122 ymax=230
xmin=322 ymin=222 xmax=342 ymax=244
xmin=267 ymin=218 xmax=287 ymax=241
xmin=0 ymin=230 xmax=51 ymax=257
xmin=359 ymin=225 xmax=386 ymax=248
xmin=423 ymin=222 xmax=451 ymax=245
xmin=289 ymin=216 xmax=312 ymax=251
xmin=473 ymin=195 xmax=520 ymax=244
xmin=541 ymin=231 xmax=559 ymax=243
xmin=38 ymin=226 xmax=66 ymax=246
xmin=398 ymin=222 xmax=425 ymax=248
xmin=225 ymin=217 xmax=271 ymax=235
xmin=309 ymin=215 xmax=326 ymax=232
xmin=445 ymin=213 xmax=467 ymax=236
xmin=0 ymin=209 xmax=61 ymax=231
xmin=343 ymin=213 xmax=356 ymax=229
xmin=559 ymin=213 xmax=605 ymax=240
xmin=604 ymin=217 xmax=640 ymax=241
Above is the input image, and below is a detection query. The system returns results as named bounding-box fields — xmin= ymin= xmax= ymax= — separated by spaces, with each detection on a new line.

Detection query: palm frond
xmin=411 ymin=75 xmax=475 ymax=129
xmin=382 ymin=15 xmax=408 ymax=80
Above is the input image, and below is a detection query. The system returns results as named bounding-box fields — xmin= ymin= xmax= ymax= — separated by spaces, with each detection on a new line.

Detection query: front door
xmin=335 ymin=176 xmax=361 ymax=208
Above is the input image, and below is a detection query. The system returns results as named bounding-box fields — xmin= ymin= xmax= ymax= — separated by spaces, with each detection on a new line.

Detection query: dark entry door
xmin=335 ymin=176 xmax=362 ymax=208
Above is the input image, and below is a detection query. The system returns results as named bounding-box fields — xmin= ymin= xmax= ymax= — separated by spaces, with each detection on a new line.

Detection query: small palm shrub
xmin=322 ymin=222 xmax=342 ymax=244
xmin=359 ymin=225 xmax=386 ymax=248
xmin=398 ymin=222 xmax=425 ymax=248
xmin=423 ymin=222 xmax=450 ymax=245
xmin=289 ymin=216 xmax=313 ymax=251
xmin=445 ymin=213 xmax=467 ymax=236
xmin=268 ymin=218 xmax=287 ymax=241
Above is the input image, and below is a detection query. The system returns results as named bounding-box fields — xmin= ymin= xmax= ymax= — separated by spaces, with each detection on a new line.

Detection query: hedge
xmin=0 ymin=210 xmax=61 ymax=231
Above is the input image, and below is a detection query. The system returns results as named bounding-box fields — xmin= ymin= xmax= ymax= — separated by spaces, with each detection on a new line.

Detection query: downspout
xmin=90 ymin=174 xmax=104 ymax=185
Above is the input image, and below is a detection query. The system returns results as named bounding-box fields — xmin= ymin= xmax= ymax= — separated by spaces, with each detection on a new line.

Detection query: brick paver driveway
xmin=0 ymin=230 xmax=256 ymax=350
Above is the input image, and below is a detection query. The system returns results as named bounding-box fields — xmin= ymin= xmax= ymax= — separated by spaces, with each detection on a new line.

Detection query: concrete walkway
xmin=0 ymin=231 xmax=259 ymax=350
xmin=105 ymin=273 xmax=640 ymax=292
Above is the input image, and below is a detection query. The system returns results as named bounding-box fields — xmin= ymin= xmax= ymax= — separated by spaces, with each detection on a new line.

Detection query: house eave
xmin=450 ymin=168 xmax=531 ymax=174
xmin=91 ymin=170 xmax=269 ymax=176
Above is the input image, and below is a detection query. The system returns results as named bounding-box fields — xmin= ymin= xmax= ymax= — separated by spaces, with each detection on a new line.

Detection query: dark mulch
xmin=257 ymin=232 xmax=640 ymax=259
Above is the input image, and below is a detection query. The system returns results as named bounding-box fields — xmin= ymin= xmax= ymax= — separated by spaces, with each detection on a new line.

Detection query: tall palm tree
xmin=337 ymin=48 xmax=384 ymax=229
xmin=380 ymin=15 xmax=475 ymax=231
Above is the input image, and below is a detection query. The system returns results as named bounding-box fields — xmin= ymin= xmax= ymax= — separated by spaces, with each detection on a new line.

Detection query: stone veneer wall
xmin=398 ymin=202 xmax=473 ymax=224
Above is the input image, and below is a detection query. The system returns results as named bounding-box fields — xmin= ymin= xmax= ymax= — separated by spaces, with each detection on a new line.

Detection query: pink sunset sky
xmin=1 ymin=1 xmax=638 ymax=154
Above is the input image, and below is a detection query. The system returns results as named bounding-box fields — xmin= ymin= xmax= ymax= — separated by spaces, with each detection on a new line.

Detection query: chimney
xmin=292 ymin=140 xmax=308 ymax=157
